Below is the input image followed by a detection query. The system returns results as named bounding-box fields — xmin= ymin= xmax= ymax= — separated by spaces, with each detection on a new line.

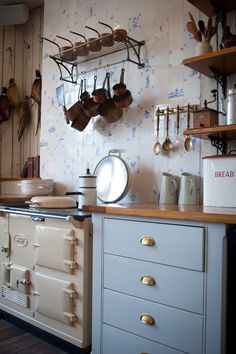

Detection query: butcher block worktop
xmin=83 ymin=203 xmax=236 ymax=224
xmin=0 ymin=194 xmax=31 ymax=203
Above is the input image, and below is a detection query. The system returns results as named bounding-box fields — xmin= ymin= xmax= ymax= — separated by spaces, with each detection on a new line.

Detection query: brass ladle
xmin=162 ymin=106 xmax=173 ymax=153
xmin=184 ymin=104 xmax=192 ymax=152
xmin=154 ymin=108 xmax=161 ymax=155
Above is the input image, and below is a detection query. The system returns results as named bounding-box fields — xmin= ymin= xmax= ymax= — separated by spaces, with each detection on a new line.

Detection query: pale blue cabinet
xmin=92 ymin=215 xmax=227 ymax=354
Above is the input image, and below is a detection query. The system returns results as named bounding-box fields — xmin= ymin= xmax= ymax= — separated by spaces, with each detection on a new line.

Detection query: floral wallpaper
xmin=40 ymin=0 xmax=233 ymax=205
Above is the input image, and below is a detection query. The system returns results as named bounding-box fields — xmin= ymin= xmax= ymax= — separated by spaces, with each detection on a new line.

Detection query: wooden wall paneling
xmin=1 ymin=26 xmax=15 ymax=177
xmin=0 ymin=26 xmax=4 ymax=177
xmin=22 ymin=17 xmax=34 ymax=169
xmin=29 ymin=7 xmax=43 ymax=158
xmin=12 ymin=24 xmax=25 ymax=177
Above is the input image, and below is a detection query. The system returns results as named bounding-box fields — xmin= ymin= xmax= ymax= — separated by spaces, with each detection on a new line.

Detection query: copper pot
xmin=98 ymin=73 xmax=123 ymax=123
xmin=114 ymin=28 xmax=128 ymax=42
xmin=83 ymin=76 xmax=100 ymax=117
xmin=56 ymin=35 xmax=77 ymax=61
xmin=113 ymin=89 xmax=133 ymax=108
xmin=113 ymin=68 xmax=127 ymax=96
xmin=98 ymin=21 xmax=114 ymax=47
xmin=92 ymin=73 xmax=108 ymax=103
xmin=85 ymin=26 xmax=102 ymax=52
xmin=70 ymin=31 xmax=89 ymax=57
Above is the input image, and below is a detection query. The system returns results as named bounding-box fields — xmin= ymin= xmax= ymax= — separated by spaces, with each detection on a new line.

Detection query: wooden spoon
xmin=154 ymin=108 xmax=161 ymax=155
xmin=186 ymin=21 xmax=197 ymax=34
xmin=198 ymin=20 xmax=206 ymax=40
xmin=162 ymin=107 xmax=173 ymax=153
xmin=184 ymin=104 xmax=192 ymax=152
xmin=194 ymin=30 xmax=202 ymax=42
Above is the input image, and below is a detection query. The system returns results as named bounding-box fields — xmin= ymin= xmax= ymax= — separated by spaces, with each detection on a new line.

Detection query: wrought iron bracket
xmin=209 ymin=66 xmax=227 ymax=98
xmin=208 ymin=134 xmax=227 ymax=154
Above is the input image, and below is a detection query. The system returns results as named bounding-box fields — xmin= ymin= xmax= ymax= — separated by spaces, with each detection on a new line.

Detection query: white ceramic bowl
xmin=19 ymin=179 xmax=54 ymax=196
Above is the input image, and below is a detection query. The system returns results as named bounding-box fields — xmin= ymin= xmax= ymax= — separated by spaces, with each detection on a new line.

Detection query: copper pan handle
xmin=85 ymin=25 xmax=100 ymax=37
xmin=70 ymin=31 xmax=87 ymax=42
xmin=56 ymin=35 xmax=73 ymax=46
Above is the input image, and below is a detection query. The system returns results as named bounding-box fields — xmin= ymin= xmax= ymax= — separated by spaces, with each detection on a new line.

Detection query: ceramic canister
xmin=79 ymin=168 xmax=97 ymax=188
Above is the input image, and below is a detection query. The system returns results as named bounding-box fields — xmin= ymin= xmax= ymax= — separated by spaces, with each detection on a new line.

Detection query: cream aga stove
xmin=0 ymin=206 xmax=92 ymax=351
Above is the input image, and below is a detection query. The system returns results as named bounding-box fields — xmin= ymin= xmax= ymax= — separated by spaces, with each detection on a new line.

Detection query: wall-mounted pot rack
xmin=43 ymin=24 xmax=145 ymax=84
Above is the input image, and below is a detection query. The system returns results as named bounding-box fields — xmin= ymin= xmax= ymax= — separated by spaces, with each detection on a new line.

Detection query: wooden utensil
xmin=186 ymin=21 xmax=197 ymax=34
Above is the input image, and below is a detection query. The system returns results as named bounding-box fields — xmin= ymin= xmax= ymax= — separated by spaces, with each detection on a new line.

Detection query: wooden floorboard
xmin=0 ymin=318 xmax=70 ymax=354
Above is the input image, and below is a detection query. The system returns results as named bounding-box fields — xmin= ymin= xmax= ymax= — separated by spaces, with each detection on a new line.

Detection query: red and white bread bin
xmin=203 ymin=154 xmax=236 ymax=207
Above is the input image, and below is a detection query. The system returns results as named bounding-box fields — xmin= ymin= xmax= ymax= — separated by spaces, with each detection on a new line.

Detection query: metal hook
xmin=24 ymin=41 xmax=30 ymax=49
xmin=40 ymin=36 xmax=60 ymax=51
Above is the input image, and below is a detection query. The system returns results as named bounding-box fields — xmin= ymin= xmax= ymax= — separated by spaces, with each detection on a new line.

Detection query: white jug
xmin=159 ymin=172 xmax=178 ymax=204
xmin=226 ymin=84 xmax=236 ymax=125
xmin=178 ymin=172 xmax=197 ymax=205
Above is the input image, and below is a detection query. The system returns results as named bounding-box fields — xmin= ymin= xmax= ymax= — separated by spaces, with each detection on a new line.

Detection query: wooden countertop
xmin=83 ymin=203 xmax=236 ymax=224
xmin=0 ymin=194 xmax=30 ymax=203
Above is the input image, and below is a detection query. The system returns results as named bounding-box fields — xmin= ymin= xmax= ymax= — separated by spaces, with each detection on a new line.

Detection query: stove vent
xmin=1 ymin=285 xmax=29 ymax=307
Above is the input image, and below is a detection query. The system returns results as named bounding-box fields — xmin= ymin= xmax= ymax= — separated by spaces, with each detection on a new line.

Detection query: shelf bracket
xmin=209 ymin=66 xmax=227 ymax=98
xmin=125 ymin=37 xmax=145 ymax=68
xmin=50 ymin=56 xmax=78 ymax=84
xmin=208 ymin=134 xmax=227 ymax=154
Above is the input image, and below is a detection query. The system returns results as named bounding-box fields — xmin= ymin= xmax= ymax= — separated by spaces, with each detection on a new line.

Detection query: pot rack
xmin=43 ymin=23 xmax=145 ymax=84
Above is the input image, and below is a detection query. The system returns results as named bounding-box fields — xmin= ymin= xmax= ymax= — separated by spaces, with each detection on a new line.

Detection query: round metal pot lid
xmin=94 ymin=149 xmax=130 ymax=203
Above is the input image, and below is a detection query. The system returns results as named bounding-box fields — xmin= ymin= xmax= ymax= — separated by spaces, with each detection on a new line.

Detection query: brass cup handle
xmin=140 ymin=275 xmax=156 ymax=286
xmin=140 ymin=236 xmax=155 ymax=246
xmin=140 ymin=314 xmax=155 ymax=326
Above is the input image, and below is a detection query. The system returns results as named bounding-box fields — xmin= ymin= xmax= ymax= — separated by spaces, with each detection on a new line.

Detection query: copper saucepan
xmin=113 ymin=68 xmax=133 ymax=108
xmin=98 ymin=21 xmax=114 ymax=47
xmin=56 ymin=35 xmax=77 ymax=61
xmin=70 ymin=31 xmax=89 ymax=57
xmin=83 ymin=75 xmax=100 ymax=117
xmin=85 ymin=25 xmax=102 ymax=52
xmin=92 ymin=72 xmax=108 ymax=103
xmin=98 ymin=72 xmax=123 ymax=123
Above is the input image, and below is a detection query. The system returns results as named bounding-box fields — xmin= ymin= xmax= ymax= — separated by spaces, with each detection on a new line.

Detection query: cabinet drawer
xmin=103 ymin=324 xmax=184 ymax=354
xmin=103 ymin=289 xmax=203 ymax=354
xmin=104 ymin=218 xmax=204 ymax=271
xmin=104 ymin=254 xmax=204 ymax=313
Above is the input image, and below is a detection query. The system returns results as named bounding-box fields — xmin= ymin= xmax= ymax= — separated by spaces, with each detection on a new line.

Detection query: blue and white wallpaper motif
xmin=40 ymin=0 xmax=222 ymax=204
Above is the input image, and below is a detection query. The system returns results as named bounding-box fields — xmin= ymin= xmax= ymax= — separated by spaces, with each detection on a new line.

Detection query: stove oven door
xmin=33 ymin=223 xmax=78 ymax=273
xmin=33 ymin=272 xmax=77 ymax=324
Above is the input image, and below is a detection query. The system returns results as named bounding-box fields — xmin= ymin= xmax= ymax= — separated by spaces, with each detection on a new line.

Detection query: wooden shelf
xmin=184 ymin=124 xmax=236 ymax=140
xmin=183 ymin=46 xmax=236 ymax=78
xmin=187 ymin=0 xmax=236 ymax=17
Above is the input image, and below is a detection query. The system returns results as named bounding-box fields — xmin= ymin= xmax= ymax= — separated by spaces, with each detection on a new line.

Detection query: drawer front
xmin=104 ymin=254 xmax=204 ymax=314
xmin=104 ymin=218 xmax=204 ymax=271
xmin=103 ymin=289 xmax=203 ymax=354
xmin=103 ymin=324 xmax=184 ymax=354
